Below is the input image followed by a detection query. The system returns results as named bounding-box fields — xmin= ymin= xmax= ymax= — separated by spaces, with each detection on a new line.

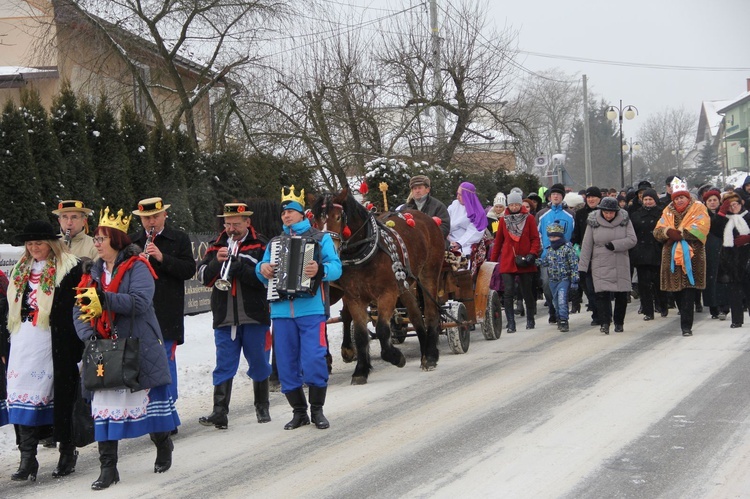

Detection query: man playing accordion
xmin=257 ymin=186 xmax=342 ymax=430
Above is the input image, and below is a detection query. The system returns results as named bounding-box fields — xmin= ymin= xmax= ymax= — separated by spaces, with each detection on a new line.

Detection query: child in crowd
xmin=538 ymin=222 xmax=579 ymax=332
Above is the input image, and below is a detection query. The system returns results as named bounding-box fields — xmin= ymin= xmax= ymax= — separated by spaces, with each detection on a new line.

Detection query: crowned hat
xmin=99 ymin=207 xmax=132 ymax=234
xmin=281 ymin=185 xmax=305 ymax=214
xmin=670 ymin=177 xmax=690 ymax=201
xmin=51 ymin=200 xmax=93 ymax=216
xmin=547 ymin=221 xmax=565 ymax=236
xmin=218 ymin=203 xmax=253 ymax=218
xmin=132 ymin=197 xmax=171 ymax=216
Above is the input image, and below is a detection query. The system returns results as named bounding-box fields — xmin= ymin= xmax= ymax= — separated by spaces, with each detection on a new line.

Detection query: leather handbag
xmin=513 ymin=247 xmax=530 ymax=268
xmin=82 ymin=336 xmax=140 ymax=391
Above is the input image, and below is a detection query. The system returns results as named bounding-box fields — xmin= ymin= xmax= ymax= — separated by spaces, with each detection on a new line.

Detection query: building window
xmin=134 ymin=63 xmax=153 ymax=122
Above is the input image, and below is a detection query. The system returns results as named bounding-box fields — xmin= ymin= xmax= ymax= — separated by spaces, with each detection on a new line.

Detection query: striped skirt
xmin=92 ymin=384 xmax=180 ymax=441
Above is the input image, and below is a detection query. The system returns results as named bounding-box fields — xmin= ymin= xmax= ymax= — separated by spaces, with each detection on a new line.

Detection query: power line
xmin=519 ymin=50 xmax=750 ymax=72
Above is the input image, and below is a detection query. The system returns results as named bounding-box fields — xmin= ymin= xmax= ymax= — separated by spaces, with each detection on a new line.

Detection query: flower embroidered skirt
xmin=6 ymin=322 xmax=54 ymax=427
xmin=92 ymin=385 xmax=180 ymax=441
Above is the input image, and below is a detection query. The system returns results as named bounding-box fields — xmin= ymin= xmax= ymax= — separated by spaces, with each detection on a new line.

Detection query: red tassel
xmin=342 ymin=226 xmax=352 ymax=239
xmin=432 ymin=216 xmax=442 ymax=226
xmin=406 ymin=219 xmax=415 ymax=227
xmin=359 ymin=181 xmax=368 ymax=194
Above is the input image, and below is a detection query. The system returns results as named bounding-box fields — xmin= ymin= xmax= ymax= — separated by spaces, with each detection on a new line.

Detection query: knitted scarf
xmin=722 ymin=211 xmax=750 ymax=248
xmin=7 ymin=252 xmax=78 ymax=334
xmin=504 ymin=212 xmax=528 ymax=241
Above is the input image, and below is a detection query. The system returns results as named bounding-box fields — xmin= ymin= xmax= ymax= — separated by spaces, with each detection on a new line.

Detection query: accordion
xmin=267 ymin=235 xmax=321 ymax=301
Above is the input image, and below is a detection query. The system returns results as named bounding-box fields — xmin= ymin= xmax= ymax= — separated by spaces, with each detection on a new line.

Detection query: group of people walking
xmin=0 ymin=189 xmax=341 ymax=490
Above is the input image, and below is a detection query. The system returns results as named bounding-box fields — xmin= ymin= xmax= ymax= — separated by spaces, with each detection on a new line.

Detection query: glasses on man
xmin=92 ymin=236 xmax=110 ymax=244
xmin=60 ymin=214 xmax=82 ymax=221
xmin=224 ymin=222 xmax=246 ymax=229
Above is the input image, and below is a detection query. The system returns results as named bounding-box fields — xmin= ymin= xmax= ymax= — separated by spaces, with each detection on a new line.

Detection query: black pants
xmin=727 ymin=282 xmax=745 ymax=325
xmin=581 ymin=271 xmax=599 ymax=322
xmin=636 ymin=265 xmax=666 ymax=317
xmin=595 ymin=291 xmax=628 ymax=326
xmin=502 ymin=273 xmax=535 ymax=319
xmin=674 ymin=288 xmax=696 ymax=331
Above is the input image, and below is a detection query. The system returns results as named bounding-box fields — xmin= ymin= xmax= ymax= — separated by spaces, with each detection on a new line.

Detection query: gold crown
xmin=281 ymin=185 xmax=305 ymax=206
xmin=98 ymin=207 xmax=132 ymax=234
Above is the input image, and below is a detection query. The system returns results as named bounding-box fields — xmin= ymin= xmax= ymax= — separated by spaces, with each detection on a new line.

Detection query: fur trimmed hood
xmin=587 ymin=209 xmax=630 ymax=229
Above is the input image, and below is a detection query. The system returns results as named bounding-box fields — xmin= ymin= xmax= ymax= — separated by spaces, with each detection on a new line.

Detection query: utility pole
xmin=582 ymin=75 xmax=592 ymax=186
xmin=430 ymin=0 xmax=445 ymax=146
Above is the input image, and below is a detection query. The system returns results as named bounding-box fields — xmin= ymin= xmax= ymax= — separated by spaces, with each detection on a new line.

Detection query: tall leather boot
xmin=150 ymin=432 xmax=174 ymax=473
xmin=198 ymin=378 xmax=233 ymax=429
xmin=11 ymin=425 xmax=39 ymax=481
xmin=91 ymin=440 xmax=119 ymax=490
xmin=505 ymin=306 xmax=516 ymax=333
xmin=52 ymin=441 xmax=79 ymax=478
xmin=284 ymin=386 xmax=310 ymax=430
xmin=254 ymin=378 xmax=271 ymax=423
xmin=309 ymin=386 xmax=330 ymax=429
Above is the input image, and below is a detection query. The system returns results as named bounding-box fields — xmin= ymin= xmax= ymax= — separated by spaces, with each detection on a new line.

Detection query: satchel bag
xmin=82 ymin=336 xmax=140 ymax=391
xmin=513 ymin=247 xmax=530 ymax=268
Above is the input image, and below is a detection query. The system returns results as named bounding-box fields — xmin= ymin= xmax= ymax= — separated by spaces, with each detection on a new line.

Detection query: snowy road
xmin=3 ymin=308 xmax=750 ymax=498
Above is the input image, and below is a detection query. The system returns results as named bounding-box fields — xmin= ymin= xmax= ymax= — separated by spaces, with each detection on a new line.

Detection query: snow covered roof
xmin=0 ymin=66 xmax=59 ymax=87
xmin=718 ymin=90 xmax=750 ymax=114
xmin=702 ymin=100 xmax=732 ymax=137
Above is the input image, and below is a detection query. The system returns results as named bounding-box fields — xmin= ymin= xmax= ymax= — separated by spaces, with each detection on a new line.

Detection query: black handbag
xmin=513 ymin=247 xmax=532 ymax=268
xmin=71 ymin=382 xmax=95 ymax=447
xmin=82 ymin=336 xmax=141 ymax=391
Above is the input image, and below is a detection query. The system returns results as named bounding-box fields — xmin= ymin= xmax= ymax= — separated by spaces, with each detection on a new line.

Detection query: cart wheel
xmin=390 ymin=316 xmax=407 ymax=344
xmin=482 ymin=289 xmax=503 ymax=340
xmin=446 ymin=301 xmax=470 ymax=354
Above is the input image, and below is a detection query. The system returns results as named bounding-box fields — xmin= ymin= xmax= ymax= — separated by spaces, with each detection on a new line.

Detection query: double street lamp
xmin=623 ymin=139 xmax=642 ymax=186
xmin=607 ymin=100 xmax=639 ymax=188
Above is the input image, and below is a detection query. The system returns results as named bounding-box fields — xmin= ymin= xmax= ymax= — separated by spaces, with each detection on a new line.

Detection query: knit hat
xmin=549 ymin=183 xmax=566 ymax=196
xmin=563 ymin=192 xmax=584 ymax=208
xmin=493 ymin=192 xmax=506 ymax=207
xmin=702 ymin=189 xmax=721 ymax=203
xmin=409 ymin=175 xmax=431 ymax=189
xmin=510 ymin=187 xmax=523 ymax=197
xmin=507 ymin=191 xmax=523 ymax=205
xmin=670 ymin=177 xmax=690 ymax=200
xmin=585 ymin=186 xmax=602 ymax=199
xmin=597 ymin=197 xmax=620 ymax=211
xmin=642 ymin=189 xmax=659 ymax=203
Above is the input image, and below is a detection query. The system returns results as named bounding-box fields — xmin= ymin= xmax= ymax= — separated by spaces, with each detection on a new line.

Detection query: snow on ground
xmin=0 ymin=304 xmax=347 ymax=461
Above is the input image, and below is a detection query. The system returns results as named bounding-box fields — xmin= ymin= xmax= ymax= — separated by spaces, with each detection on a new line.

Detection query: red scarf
xmin=77 ymin=256 xmax=157 ymax=339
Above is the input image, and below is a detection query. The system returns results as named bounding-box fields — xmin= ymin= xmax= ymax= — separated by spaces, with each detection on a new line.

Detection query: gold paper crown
xmin=98 ymin=207 xmax=132 ymax=234
xmin=281 ymin=185 xmax=305 ymax=206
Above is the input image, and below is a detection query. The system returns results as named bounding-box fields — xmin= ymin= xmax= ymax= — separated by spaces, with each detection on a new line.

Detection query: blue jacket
xmin=256 ymin=219 xmax=342 ymax=319
xmin=74 ymin=245 xmax=171 ymax=392
xmin=537 ymin=203 xmax=575 ymax=259
xmin=539 ymin=242 xmax=579 ymax=283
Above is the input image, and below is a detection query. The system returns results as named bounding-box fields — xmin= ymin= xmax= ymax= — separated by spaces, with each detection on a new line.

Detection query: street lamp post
xmin=607 ymin=100 xmax=639 ymax=188
xmin=672 ymin=148 xmax=686 ymax=178
xmin=623 ymin=138 xmax=642 ymax=186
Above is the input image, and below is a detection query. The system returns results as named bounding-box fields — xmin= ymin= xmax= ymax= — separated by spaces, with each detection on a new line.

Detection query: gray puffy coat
xmin=578 ymin=209 xmax=637 ymax=292
xmin=74 ymin=244 xmax=171 ymax=391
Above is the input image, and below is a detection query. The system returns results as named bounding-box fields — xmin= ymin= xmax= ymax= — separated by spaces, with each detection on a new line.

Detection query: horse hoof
xmin=421 ymin=357 xmax=437 ymax=371
xmin=396 ymin=356 xmax=406 ymax=368
xmin=350 ymin=376 xmax=368 ymax=385
xmin=341 ymin=348 xmax=355 ymax=363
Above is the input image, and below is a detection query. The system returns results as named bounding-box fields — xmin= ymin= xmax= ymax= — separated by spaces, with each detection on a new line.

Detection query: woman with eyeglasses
xmin=74 ymin=208 xmax=179 ymax=490
xmin=709 ymin=192 xmax=750 ymax=328
xmin=3 ymin=221 xmax=83 ymax=482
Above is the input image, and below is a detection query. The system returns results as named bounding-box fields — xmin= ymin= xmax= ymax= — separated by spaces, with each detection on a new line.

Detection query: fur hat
xmin=597 ymin=197 xmax=620 ymax=211
xmin=15 ymin=221 xmax=62 ymax=243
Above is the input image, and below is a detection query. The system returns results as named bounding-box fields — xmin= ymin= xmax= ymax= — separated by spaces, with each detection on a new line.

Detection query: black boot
xmin=11 ymin=425 xmax=39 ymax=481
xmin=600 ymin=323 xmax=610 ymax=335
xmin=284 ymin=387 xmax=310 ymax=430
xmin=253 ymin=378 xmax=271 ymax=423
xmin=309 ymin=386 xmax=330 ymax=430
xmin=505 ymin=307 xmax=516 ymax=333
xmin=52 ymin=441 xmax=78 ymax=478
xmin=150 ymin=432 xmax=174 ymax=473
xmin=526 ymin=317 xmax=535 ymax=330
xmin=91 ymin=441 xmax=119 ymax=490
xmin=198 ymin=378 xmax=233 ymax=429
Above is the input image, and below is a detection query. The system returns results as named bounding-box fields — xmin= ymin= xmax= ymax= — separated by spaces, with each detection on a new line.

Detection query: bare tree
xmin=638 ymin=106 xmax=697 ymax=180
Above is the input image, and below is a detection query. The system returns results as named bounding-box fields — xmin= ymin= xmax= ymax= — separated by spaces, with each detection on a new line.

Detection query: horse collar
xmin=339 ymin=213 xmax=379 ymax=267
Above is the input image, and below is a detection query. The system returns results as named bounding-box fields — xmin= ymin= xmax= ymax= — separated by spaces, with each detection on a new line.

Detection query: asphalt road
xmin=3 ymin=307 xmax=750 ymax=498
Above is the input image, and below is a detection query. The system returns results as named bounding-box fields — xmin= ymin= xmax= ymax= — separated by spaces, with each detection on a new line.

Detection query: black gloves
xmin=605 ymin=242 xmax=615 ymax=251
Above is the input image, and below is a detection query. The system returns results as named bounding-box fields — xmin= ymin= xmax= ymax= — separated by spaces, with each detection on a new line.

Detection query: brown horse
xmin=311 ymin=188 xmax=445 ymax=384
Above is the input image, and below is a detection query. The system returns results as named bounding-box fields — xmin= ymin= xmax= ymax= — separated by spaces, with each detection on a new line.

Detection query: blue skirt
xmin=8 ymin=400 xmax=54 ymax=427
xmin=93 ymin=385 xmax=180 ymax=441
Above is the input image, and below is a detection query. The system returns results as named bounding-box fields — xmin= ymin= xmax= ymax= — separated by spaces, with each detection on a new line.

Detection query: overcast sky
xmin=341 ymin=0 xmax=750 ymax=143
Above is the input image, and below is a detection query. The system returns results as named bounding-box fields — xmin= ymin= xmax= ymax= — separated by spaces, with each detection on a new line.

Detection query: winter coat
xmin=629 ymin=205 xmax=663 ymax=267
xmin=69 ymin=231 xmax=98 ymax=260
xmin=74 ymin=245 xmax=171 ymax=391
xmin=538 ymin=242 xmax=579 ymax=283
xmin=537 ymin=203 xmax=575 ymax=259
xmin=653 ymin=201 xmax=708 ymax=291
xmin=710 ymin=210 xmax=750 ymax=284
xmin=198 ymin=228 xmax=270 ymax=329
xmin=404 ymin=194 xmax=451 ymax=240
xmin=257 ymin=219 xmax=343 ymax=319
xmin=577 ymin=209 xmax=637 ymax=292
xmin=571 ymin=204 xmax=595 ymax=246
xmin=703 ymin=209 xmax=726 ymax=307
xmin=130 ymin=225 xmax=196 ymax=344
xmin=490 ymin=208 xmax=541 ymax=274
